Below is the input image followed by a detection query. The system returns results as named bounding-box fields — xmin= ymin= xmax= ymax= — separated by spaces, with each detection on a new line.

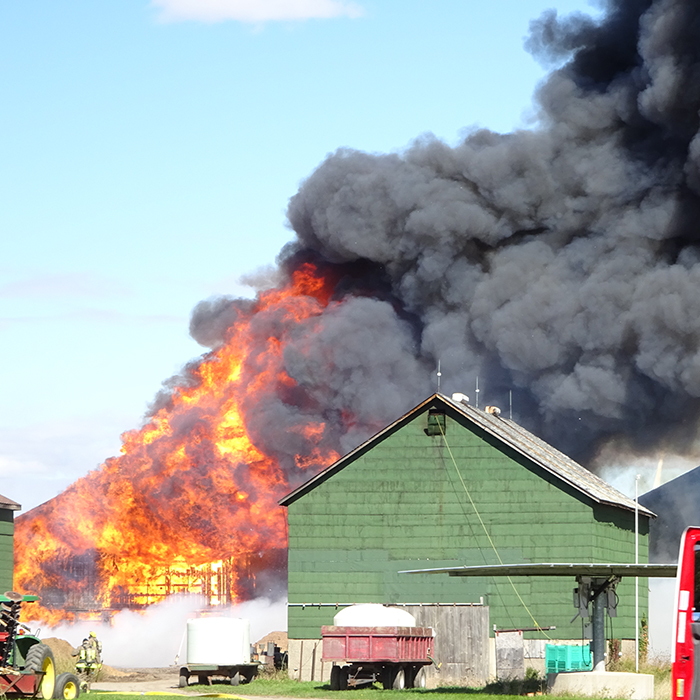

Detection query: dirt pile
xmin=254 ymin=631 xmax=288 ymax=653
xmin=42 ymin=637 xmax=124 ymax=680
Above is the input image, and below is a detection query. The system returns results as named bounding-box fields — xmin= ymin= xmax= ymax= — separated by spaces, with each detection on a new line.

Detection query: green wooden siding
xmin=286 ymin=409 xmax=648 ymax=640
xmin=0 ymin=509 xmax=14 ymax=593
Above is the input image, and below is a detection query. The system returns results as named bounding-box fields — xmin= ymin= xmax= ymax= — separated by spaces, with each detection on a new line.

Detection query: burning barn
xmin=11 ymin=0 xmax=700 ymax=642
xmin=280 ymin=393 xmax=653 ymax=683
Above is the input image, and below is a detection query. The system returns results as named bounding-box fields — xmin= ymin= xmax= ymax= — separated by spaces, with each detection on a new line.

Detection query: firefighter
xmin=73 ymin=633 xmax=102 ymax=691
xmin=86 ymin=631 xmax=102 ymax=664
xmin=71 ymin=638 xmax=89 ymax=667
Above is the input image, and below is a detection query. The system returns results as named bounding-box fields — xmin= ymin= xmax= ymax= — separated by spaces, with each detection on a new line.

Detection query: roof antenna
xmin=437 ymin=360 xmax=442 ymax=394
xmin=475 ymin=376 xmax=480 ymax=409
xmin=509 ymin=390 xmax=513 ymax=421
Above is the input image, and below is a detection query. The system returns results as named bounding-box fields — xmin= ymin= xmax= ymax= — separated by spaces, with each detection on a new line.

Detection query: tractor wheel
xmin=54 ymin=673 xmax=80 ymax=699
xmin=24 ymin=643 xmax=56 ymax=699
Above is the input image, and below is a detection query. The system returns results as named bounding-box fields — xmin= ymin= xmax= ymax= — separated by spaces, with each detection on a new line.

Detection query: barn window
xmin=425 ymin=410 xmax=446 ymax=436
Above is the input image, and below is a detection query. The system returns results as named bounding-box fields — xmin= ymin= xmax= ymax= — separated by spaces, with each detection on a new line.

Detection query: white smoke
xmin=43 ymin=595 xmax=287 ymax=668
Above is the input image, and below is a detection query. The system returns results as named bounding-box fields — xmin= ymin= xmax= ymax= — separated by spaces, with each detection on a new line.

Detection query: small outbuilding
xmin=0 ymin=493 xmax=20 ymax=592
xmin=280 ymin=393 xmax=653 ymax=684
xmin=639 ymin=469 xmax=700 ymax=659
xmin=639 ymin=467 xmax=700 ymax=563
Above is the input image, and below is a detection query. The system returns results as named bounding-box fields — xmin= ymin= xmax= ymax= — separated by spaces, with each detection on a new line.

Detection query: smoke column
xmin=241 ymin=0 xmax=700 ymax=464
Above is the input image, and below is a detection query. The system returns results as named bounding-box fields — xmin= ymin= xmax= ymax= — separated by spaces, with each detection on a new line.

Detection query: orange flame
xmin=14 ymin=262 xmax=341 ymax=623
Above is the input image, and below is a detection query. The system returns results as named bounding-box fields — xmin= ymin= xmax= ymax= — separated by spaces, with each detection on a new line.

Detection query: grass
xmin=85 ymin=671 xmax=537 ymax=700
xmin=88 ymin=686 xmax=533 ymax=700
xmin=607 ymin=656 xmax=671 ymax=700
xmin=85 ymin=662 xmax=673 ymax=700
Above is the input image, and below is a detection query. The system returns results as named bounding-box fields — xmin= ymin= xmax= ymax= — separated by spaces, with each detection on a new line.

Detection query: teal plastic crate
xmin=545 ymin=643 xmax=593 ymax=673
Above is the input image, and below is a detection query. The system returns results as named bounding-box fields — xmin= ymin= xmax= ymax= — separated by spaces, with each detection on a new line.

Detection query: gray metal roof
xmin=441 ymin=393 xmax=653 ymax=517
xmin=280 ymin=393 xmax=654 ymax=517
xmin=400 ymin=562 xmax=676 ymax=578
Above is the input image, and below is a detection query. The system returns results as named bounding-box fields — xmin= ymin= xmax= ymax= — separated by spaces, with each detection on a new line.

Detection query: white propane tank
xmin=333 ymin=604 xmax=416 ymax=627
xmin=186 ymin=617 xmax=251 ymax=665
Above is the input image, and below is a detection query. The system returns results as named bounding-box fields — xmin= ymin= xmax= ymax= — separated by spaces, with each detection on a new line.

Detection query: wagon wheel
xmin=410 ymin=666 xmax=426 ymax=688
xmin=230 ymin=672 xmax=241 ymax=686
xmin=393 ymin=667 xmax=406 ymax=690
xmin=330 ymin=666 xmax=341 ymax=691
xmin=338 ymin=666 xmax=349 ymax=691
xmin=381 ymin=667 xmax=395 ymax=690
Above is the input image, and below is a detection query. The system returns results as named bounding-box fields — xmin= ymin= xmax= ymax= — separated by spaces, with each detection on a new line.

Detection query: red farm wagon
xmin=322 ymin=625 xmax=434 ymax=690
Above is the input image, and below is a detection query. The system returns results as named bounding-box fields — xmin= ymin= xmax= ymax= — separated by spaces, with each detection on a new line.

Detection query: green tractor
xmin=0 ymin=592 xmax=80 ymax=699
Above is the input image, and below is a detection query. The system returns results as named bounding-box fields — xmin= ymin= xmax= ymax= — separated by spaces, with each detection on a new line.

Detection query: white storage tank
xmin=333 ymin=604 xmax=416 ymax=627
xmin=186 ymin=617 xmax=251 ymax=665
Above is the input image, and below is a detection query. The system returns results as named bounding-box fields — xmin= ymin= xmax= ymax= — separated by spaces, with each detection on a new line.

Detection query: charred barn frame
xmin=37 ymin=549 xmax=287 ymax=616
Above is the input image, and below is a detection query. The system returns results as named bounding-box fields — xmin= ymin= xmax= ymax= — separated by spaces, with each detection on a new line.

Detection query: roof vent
xmin=485 ymin=405 xmax=501 ymax=416
xmin=451 ymin=392 xmax=469 ymax=406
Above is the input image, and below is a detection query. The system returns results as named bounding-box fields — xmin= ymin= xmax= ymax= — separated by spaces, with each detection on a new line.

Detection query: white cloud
xmin=0 ymin=273 xmax=131 ymax=300
xmin=151 ymin=0 xmax=364 ymax=23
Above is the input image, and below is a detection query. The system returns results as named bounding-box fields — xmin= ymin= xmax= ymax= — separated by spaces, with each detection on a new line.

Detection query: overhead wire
xmin=437 ymin=416 xmax=552 ymax=638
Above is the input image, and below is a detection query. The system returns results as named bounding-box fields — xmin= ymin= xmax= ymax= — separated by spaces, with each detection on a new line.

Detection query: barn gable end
xmin=281 ymin=394 xmax=651 ymax=674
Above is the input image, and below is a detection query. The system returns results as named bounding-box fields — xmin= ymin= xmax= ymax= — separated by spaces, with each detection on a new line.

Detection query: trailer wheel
xmin=338 ymin=666 xmax=349 ymax=691
xmin=381 ymin=667 xmax=394 ymax=690
xmin=54 ymin=673 xmax=80 ymax=699
xmin=410 ymin=667 xmax=426 ymax=688
xmin=330 ymin=666 xmax=340 ymax=691
xmin=230 ymin=672 xmax=241 ymax=686
xmin=392 ymin=668 xmax=405 ymax=690
xmin=178 ymin=668 xmax=189 ymax=688
xmin=25 ymin=643 xmax=56 ymax=699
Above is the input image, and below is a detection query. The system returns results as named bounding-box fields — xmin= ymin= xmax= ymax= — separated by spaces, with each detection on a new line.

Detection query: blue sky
xmin=0 ymin=0 xmax=603 ymax=512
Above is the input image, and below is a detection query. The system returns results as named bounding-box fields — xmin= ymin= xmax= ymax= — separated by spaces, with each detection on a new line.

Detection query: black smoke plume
xmin=184 ymin=0 xmax=700 ymax=466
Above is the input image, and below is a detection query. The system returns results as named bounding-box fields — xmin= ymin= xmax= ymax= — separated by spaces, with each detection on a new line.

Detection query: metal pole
xmin=635 ymin=474 xmax=639 ymax=673
xmin=592 ymin=586 xmax=606 ymax=672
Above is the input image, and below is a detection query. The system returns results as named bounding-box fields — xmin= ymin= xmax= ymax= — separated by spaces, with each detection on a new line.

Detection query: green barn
xmin=0 ymin=492 xmax=20 ymax=593
xmin=280 ymin=393 xmax=653 ymax=683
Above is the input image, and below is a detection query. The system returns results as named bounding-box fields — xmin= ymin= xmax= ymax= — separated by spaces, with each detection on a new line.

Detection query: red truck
xmin=673 ymin=527 xmax=700 ymax=700
xmin=322 ymin=625 xmax=434 ymax=690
